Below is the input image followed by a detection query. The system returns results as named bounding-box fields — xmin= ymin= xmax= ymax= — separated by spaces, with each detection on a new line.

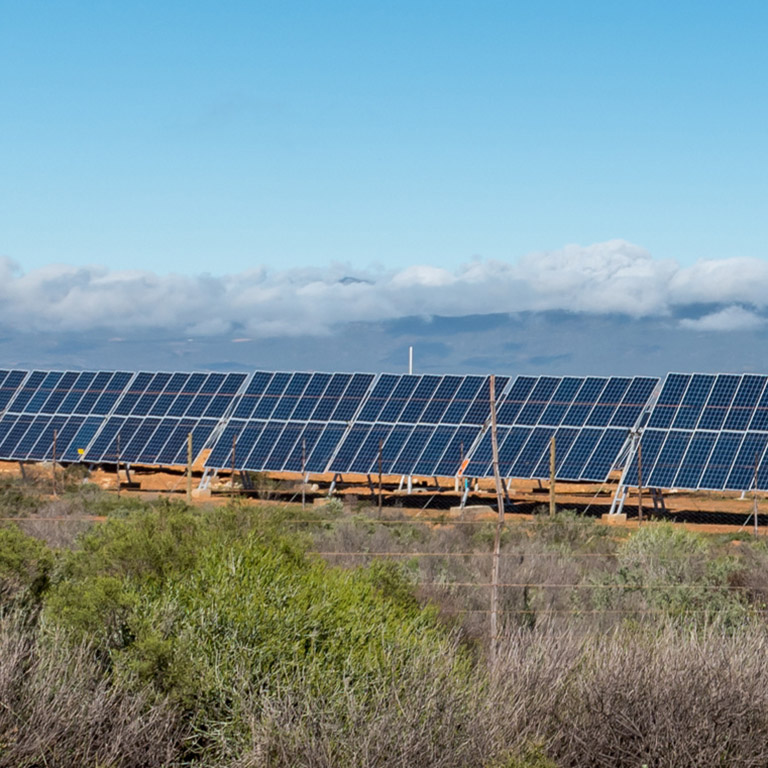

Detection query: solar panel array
xmin=462 ymin=376 xmax=659 ymax=482
xmin=0 ymin=369 xmax=662 ymax=484
xmin=623 ymin=373 xmax=768 ymax=491
xmin=10 ymin=367 xmax=768 ymax=494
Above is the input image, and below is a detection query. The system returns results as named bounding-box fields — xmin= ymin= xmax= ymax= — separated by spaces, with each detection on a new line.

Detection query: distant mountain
xmin=1 ymin=309 xmax=766 ymax=375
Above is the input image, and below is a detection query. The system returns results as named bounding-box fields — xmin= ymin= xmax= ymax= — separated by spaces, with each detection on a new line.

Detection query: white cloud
xmin=679 ymin=306 xmax=767 ymax=332
xmin=1 ymin=241 xmax=767 ymax=338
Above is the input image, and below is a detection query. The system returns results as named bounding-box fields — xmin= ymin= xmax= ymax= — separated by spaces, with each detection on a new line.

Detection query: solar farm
xmin=3 ymin=367 xmax=768 ymax=520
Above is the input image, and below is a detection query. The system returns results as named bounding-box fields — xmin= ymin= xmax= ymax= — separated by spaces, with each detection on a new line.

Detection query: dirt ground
xmin=1 ymin=458 xmax=766 ymax=536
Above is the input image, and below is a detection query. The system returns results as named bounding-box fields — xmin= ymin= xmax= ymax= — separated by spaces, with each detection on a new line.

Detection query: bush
xmin=0 ymin=475 xmax=43 ymax=516
xmin=588 ymin=524 xmax=749 ymax=624
xmin=0 ymin=612 xmax=184 ymax=768
xmin=0 ymin=524 xmax=52 ymax=608
xmin=43 ymin=504 xmax=466 ymax=762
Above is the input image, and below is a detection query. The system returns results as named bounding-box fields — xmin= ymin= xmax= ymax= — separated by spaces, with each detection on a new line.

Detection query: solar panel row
xmin=0 ymin=369 xmax=661 ymax=485
xmin=20 ymin=367 xmax=768 ymax=493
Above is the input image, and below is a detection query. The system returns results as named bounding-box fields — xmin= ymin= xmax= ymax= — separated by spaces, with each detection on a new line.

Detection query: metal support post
xmin=231 ymin=434 xmax=237 ymax=498
xmin=637 ymin=441 xmax=643 ymax=523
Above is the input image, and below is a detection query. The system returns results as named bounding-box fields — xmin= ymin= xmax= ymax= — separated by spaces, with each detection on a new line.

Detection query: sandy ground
xmin=3 ymin=456 xmax=768 ymax=537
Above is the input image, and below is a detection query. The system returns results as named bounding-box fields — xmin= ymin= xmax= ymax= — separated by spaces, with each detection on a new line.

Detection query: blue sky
xmin=2 ymin=1 xmax=767 ymax=276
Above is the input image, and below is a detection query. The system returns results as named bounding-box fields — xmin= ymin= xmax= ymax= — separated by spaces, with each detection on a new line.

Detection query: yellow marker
xmin=77 ymin=448 xmax=84 ymax=455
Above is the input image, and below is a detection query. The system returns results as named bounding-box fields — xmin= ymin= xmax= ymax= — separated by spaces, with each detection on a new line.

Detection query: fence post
xmin=186 ymin=432 xmax=193 ymax=503
xmin=378 ymin=438 xmax=383 ymax=516
xmin=549 ymin=435 xmax=556 ymax=517
xmin=52 ymin=429 xmax=58 ymax=497
xmin=489 ymin=375 xmax=505 ymax=663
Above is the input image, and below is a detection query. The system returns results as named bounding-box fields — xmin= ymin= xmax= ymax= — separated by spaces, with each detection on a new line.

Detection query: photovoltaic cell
xmin=434 ymin=425 xmax=479 ymax=477
xmin=556 ymin=428 xmax=603 ymax=481
xmin=420 ymin=376 xmax=462 ymax=424
xmin=725 ymin=433 xmax=768 ymax=491
xmin=586 ymin=378 xmax=630 ymax=427
xmin=647 ymin=373 xmax=690 ymax=429
xmin=647 ymin=430 xmax=692 ymax=488
xmin=441 ymin=377 xmax=485 ymax=424
xmin=673 ymin=432 xmax=717 ymax=490
xmin=284 ymin=423 xmax=324 ymax=472
xmin=561 ymin=378 xmax=608 ymax=427
xmin=610 ymin=377 xmax=660 ymax=428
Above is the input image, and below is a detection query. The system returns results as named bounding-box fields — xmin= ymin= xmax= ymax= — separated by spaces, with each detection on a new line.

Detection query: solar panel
xmin=23 ymin=366 xmax=768 ymax=497
xmin=326 ymin=374 xmax=508 ymax=478
xmin=0 ymin=371 xmax=137 ymax=463
xmin=82 ymin=371 xmax=248 ymax=465
xmin=622 ymin=373 xmax=768 ymax=491
xmin=204 ymin=371 xmax=377 ymax=474
xmin=462 ymin=376 xmax=659 ymax=483
xmin=0 ymin=370 xmax=248 ymax=467
xmin=0 ymin=370 xmax=30 ymax=413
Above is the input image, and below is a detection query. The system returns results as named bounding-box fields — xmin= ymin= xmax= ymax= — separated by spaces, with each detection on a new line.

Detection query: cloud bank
xmin=1 ymin=240 xmax=766 ymax=338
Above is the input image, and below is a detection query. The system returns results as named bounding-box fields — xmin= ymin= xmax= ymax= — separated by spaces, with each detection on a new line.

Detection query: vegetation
xmin=3 ymin=477 xmax=768 ymax=766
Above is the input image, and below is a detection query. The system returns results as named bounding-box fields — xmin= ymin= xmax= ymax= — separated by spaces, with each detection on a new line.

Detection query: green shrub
xmin=0 ymin=475 xmax=43 ymax=516
xmin=589 ymin=523 xmax=748 ymax=624
xmin=528 ymin=509 xmax=612 ymax=551
xmin=42 ymin=504 xmax=463 ymax=760
xmin=0 ymin=524 xmax=53 ymax=607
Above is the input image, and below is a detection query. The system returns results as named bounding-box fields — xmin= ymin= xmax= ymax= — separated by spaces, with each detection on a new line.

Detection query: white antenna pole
xmin=408 ymin=346 xmax=413 ymax=375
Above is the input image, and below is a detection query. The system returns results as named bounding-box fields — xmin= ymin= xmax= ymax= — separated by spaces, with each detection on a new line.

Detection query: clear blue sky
xmin=2 ymin=0 xmax=766 ymax=275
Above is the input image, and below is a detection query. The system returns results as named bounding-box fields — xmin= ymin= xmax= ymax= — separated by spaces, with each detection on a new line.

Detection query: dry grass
xmin=0 ymin=613 xmax=185 ymax=768
xmin=196 ymin=621 xmax=768 ymax=768
xmin=7 ymin=501 xmax=768 ymax=767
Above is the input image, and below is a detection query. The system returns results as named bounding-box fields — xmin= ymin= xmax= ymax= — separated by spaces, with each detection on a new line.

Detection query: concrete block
xmin=601 ymin=513 xmax=627 ymax=524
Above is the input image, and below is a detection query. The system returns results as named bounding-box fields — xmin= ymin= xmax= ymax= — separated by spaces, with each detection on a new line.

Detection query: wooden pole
xmin=549 ymin=435 xmax=556 ymax=517
xmin=186 ymin=432 xmax=193 ymax=503
xmin=378 ymin=438 xmax=383 ymax=516
xmin=637 ymin=440 xmax=643 ymax=523
xmin=231 ymin=434 xmax=237 ymax=499
xmin=489 ymin=375 xmax=505 ymax=663
xmin=116 ymin=433 xmax=121 ymax=498
xmin=456 ymin=441 xmax=464 ymax=493
xmin=754 ymin=451 xmax=759 ymax=536
xmin=52 ymin=429 xmax=57 ymax=497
